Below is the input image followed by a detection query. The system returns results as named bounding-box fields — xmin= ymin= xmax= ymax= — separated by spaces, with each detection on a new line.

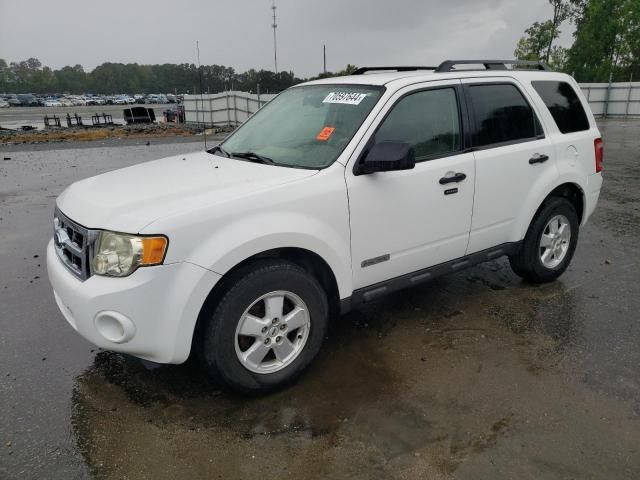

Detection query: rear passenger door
xmin=462 ymin=79 xmax=557 ymax=254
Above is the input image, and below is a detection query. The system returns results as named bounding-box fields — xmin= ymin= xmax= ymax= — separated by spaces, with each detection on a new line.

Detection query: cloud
xmin=0 ymin=0 xmax=569 ymax=77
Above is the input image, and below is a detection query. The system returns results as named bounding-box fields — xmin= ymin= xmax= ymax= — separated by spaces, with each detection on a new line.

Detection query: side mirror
xmin=356 ymin=141 xmax=415 ymax=175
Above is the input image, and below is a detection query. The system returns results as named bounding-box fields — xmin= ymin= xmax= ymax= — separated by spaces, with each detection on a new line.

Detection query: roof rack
xmin=435 ymin=59 xmax=551 ymax=72
xmin=352 ymin=66 xmax=437 ymax=75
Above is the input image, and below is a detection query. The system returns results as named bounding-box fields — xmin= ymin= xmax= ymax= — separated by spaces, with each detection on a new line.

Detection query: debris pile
xmin=0 ymin=123 xmax=213 ymax=145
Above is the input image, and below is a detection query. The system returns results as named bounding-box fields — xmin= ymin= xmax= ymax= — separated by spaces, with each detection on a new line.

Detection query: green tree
xmin=546 ymin=0 xmax=572 ymax=60
xmin=566 ymin=0 xmax=640 ymax=81
xmin=514 ymin=0 xmax=571 ymax=65
xmin=55 ymin=65 xmax=87 ymax=93
xmin=0 ymin=59 xmax=14 ymax=92
xmin=0 ymin=58 xmax=307 ymax=94
xmin=314 ymin=64 xmax=358 ymax=80
xmin=515 ymin=21 xmax=557 ymax=61
xmin=548 ymin=45 xmax=569 ymax=71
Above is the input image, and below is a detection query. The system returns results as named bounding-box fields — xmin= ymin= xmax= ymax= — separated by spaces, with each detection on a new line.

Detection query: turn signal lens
xmin=141 ymin=237 xmax=168 ymax=265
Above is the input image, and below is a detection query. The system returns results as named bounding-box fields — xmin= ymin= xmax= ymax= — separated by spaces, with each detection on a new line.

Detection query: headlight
xmin=93 ymin=231 xmax=168 ymax=277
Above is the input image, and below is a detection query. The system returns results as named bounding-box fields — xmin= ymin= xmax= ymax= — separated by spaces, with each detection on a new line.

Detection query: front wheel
xmin=509 ymin=197 xmax=579 ymax=283
xmin=198 ymin=260 xmax=328 ymax=394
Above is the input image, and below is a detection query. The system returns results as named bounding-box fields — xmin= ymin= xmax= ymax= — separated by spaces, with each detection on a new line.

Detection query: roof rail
xmin=352 ymin=66 xmax=437 ymax=75
xmin=434 ymin=59 xmax=551 ymax=72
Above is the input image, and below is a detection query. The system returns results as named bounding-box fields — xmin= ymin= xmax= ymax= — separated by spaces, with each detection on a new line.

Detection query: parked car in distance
xmin=0 ymin=99 xmax=9 ymax=108
xmin=44 ymin=98 xmax=62 ymax=107
xmin=48 ymin=59 xmax=603 ymax=394
xmin=17 ymin=94 xmax=39 ymax=106
xmin=6 ymin=95 xmax=21 ymax=106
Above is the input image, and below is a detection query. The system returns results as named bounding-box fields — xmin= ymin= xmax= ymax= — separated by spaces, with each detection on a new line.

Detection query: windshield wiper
xmin=207 ymin=145 xmax=230 ymax=157
xmin=230 ymin=151 xmax=276 ymax=165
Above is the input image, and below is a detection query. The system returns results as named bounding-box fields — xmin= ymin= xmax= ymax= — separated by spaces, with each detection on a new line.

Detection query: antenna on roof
xmin=196 ymin=40 xmax=207 ymax=150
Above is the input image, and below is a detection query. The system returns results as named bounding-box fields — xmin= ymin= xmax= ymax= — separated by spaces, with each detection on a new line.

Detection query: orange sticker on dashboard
xmin=316 ymin=126 xmax=335 ymax=141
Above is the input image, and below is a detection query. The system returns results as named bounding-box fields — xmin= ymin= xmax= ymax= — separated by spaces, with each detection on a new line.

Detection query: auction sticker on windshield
xmin=316 ymin=126 xmax=335 ymax=141
xmin=323 ymin=92 xmax=368 ymax=105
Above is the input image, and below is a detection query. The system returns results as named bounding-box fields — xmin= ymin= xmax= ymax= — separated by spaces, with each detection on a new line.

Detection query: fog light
xmin=94 ymin=311 xmax=136 ymax=343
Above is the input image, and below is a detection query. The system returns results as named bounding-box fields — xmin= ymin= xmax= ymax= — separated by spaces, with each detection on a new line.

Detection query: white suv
xmin=48 ymin=60 xmax=603 ymax=393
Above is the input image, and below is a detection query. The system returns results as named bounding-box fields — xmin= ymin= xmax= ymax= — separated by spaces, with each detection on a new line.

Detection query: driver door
xmin=346 ymin=81 xmax=476 ymax=289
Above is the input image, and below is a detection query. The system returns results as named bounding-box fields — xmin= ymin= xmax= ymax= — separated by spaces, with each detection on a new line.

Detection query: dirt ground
xmin=0 ymin=123 xmax=214 ymax=145
xmin=1 ymin=120 xmax=639 ymax=479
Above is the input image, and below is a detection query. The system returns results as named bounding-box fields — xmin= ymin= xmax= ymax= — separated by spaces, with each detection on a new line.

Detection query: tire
xmin=509 ymin=196 xmax=579 ymax=284
xmin=198 ymin=259 xmax=328 ymax=394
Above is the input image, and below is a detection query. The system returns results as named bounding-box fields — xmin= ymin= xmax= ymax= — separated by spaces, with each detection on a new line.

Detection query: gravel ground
xmin=0 ymin=120 xmax=639 ymax=479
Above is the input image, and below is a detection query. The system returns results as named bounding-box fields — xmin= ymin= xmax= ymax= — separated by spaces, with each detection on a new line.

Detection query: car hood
xmin=56 ymin=151 xmax=318 ymax=233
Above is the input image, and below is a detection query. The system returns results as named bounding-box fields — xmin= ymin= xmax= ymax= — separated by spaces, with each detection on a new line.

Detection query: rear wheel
xmin=509 ymin=197 xmax=579 ymax=283
xmin=199 ymin=260 xmax=328 ymax=394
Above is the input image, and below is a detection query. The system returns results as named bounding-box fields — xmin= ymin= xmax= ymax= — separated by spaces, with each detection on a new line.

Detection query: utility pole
xmin=323 ymin=44 xmax=327 ymax=74
xmin=271 ymin=0 xmax=278 ymax=72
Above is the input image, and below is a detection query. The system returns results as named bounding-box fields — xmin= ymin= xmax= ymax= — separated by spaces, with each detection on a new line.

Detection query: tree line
xmin=515 ymin=0 xmax=639 ymax=81
xmin=0 ymin=58 xmax=359 ymax=95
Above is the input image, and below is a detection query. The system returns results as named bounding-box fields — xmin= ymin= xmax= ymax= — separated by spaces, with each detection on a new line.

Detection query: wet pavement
xmin=1 ymin=121 xmax=639 ymax=479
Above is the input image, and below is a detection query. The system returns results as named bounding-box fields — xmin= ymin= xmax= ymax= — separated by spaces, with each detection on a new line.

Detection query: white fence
xmin=579 ymin=82 xmax=640 ymax=118
xmin=183 ymin=91 xmax=276 ymax=126
xmin=184 ymin=82 xmax=640 ymax=126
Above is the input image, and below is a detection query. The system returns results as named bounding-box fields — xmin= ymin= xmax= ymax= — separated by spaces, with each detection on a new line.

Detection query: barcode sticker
xmin=323 ymin=92 xmax=368 ymax=105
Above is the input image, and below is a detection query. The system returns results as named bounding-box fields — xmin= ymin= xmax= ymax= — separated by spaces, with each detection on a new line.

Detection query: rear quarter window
xmin=467 ymin=83 xmax=543 ymax=148
xmin=532 ymin=81 xmax=590 ymax=134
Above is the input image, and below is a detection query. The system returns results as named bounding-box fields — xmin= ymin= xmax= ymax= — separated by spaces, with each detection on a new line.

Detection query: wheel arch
xmin=546 ymin=183 xmax=585 ymax=224
xmin=515 ymin=181 xmax=586 ymax=242
xmin=191 ymin=247 xmax=342 ymax=356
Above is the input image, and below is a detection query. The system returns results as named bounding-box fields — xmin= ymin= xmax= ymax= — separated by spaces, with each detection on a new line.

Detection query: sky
xmin=0 ymin=0 xmax=574 ymax=77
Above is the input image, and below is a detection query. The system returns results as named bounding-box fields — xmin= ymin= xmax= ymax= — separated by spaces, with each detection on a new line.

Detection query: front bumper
xmin=47 ymin=240 xmax=221 ymax=363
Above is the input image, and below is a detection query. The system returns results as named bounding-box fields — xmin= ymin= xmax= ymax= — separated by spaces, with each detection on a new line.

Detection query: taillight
xmin=594 ymin=138 xmax=603 ymax=173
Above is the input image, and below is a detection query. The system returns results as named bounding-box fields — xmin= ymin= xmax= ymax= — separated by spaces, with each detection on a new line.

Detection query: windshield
xmin=219 ymin=84 xmax=384 ymax=169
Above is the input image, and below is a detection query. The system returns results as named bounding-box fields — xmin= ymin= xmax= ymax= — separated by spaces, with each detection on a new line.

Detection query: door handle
xmin=529 ymin=154 xmax=549 ymax=165
xmin=439 ymin=172 xmax=467 ymax=185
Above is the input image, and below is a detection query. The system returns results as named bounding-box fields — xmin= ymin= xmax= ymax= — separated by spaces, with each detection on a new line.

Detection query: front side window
xmin=373 ymin=88 xmax=462 ymax=161
xmin=532 ymin=81 xmax=590 ymax=134
xmin=468 ymin=84 xmax=543 ymax=148
xmin=219 ymin=85 xmax=384 ymax=169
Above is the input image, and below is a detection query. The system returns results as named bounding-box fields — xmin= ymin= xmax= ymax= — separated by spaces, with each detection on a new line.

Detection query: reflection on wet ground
xmin=2 ymin=121 xmax=640 ymax=479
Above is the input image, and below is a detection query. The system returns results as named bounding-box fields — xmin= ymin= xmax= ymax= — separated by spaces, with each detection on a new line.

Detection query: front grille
xmin=53 ymin=209 xmax=95 ymax=280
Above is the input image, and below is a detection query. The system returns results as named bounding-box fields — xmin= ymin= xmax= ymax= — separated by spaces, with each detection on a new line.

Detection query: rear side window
xmin=468 ymin=83 xmax=543 ymax=148
xmin=532 ymin=81 xmax=590 ymax=134
xmin=374 ymin=87 xmax=462 ymax=161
